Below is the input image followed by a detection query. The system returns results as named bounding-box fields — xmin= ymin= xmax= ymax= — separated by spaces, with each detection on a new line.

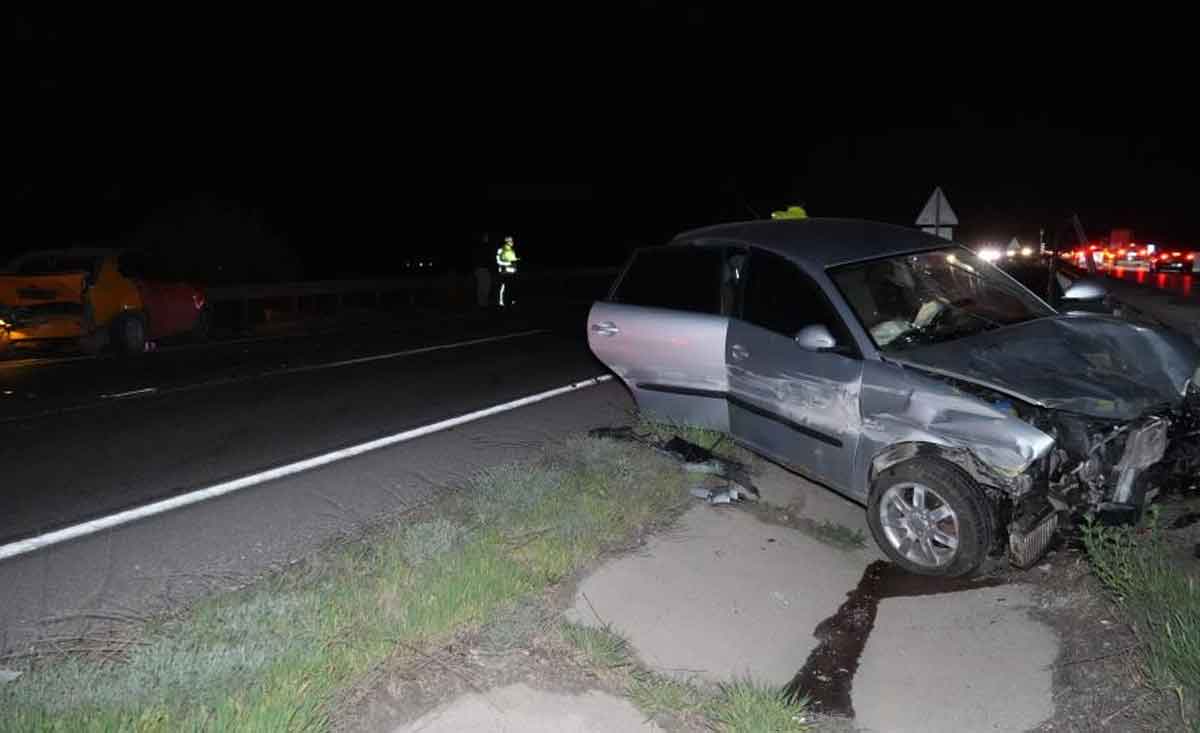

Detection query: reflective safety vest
xmin=496 ymin=243 xmax=519 ymax=273
xmin=771 ymin=205 xmax=808 ymax=220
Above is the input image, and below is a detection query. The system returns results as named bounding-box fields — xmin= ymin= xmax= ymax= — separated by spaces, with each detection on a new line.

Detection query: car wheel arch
xmin=869 ymin=440 xmax=1010 ymax=495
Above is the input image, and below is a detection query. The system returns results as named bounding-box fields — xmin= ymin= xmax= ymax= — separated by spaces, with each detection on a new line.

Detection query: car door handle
xmin=730 ymin=344 xmax=750 ymax=361
xmin=590 ymin=321 xmax=621 ymax=337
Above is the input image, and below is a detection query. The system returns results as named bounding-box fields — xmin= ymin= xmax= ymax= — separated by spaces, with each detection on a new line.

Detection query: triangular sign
xmin=915 ymin=187 xmax=959 ymax=227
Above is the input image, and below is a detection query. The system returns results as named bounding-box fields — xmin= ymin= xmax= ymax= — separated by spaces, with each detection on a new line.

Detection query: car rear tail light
xmin=1188 ymin=254 xmax=1196 ymax=261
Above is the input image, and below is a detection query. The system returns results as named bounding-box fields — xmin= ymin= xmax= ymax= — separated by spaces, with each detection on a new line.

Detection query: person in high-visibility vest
xmin=770 ymin=205 xmax=808 ymax=220
xmin=495 ymin=236 xmax=519 ymax=306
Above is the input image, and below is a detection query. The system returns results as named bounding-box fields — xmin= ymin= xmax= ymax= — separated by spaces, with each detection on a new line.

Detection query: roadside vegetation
xmin=1082 ymin=509 xmax=1200 ymax=731
xmin=1 ymin=429 xmax=810 ymax=732
xmin=633 ymin=413 xmax=756 ymax=466
xmin=0 ymin=436 xmax=685 ymax=731
xmin=560 ymin=622 xmax=812 ymax=732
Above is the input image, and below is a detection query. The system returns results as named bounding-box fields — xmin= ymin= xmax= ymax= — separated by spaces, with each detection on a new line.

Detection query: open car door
xmin=587 ymin=244 xmax=731 ymax=431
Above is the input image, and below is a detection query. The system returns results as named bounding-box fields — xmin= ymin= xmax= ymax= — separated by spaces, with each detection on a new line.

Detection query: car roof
xmin=9 ymin=248 xmax=120 ymax=264
xmin=672 ymin=218 xmax=955 ymax=270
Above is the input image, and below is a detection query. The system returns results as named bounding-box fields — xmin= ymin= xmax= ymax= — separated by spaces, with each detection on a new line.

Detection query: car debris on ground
xmin=588 ymin=426 xmax=759 ymax=499
xmin=689 ymin=485 xmax=754 ymax=505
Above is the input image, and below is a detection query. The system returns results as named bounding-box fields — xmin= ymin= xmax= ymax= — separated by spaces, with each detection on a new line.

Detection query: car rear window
xmin=610 ymin=246 xmax=722 ymax=315
xmin=11 ymin=255 xmax=100 ymax=276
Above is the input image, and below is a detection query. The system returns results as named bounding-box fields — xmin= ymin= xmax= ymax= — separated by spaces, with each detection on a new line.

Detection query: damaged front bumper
xmin=1003 ymin=386 xmax=1200 ymax=566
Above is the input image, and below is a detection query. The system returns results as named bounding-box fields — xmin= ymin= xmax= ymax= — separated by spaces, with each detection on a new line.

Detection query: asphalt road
xmin=0 ymin=305 xmax=640 ymax=651
xmin=1103 ymin=265 xmax=1194 ymax=298
xmin=0 ymin=310 xmax=607 ymax=545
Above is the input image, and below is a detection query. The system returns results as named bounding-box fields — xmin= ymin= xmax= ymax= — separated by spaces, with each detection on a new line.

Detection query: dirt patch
xmin=338 ymin=595 xmax=614 ymax=732
xmin=1027 ymin=535 xmax=1194 ymax=732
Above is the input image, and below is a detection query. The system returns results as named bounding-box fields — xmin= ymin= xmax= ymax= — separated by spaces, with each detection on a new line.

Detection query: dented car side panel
xmin=725 ymin=317 xmax=864 ymax=491
xmin=854 ymin=360 xmax=1056 ymax=497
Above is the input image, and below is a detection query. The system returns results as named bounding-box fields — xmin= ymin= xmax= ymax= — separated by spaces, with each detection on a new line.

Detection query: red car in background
xmin=0 ymin=249 xmax=209 ymax=356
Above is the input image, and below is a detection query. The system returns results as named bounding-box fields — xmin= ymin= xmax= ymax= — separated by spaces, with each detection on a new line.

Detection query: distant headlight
xmin=978 ymin=248 xmax=1002 ymax=262
xmin=1021 ymin=246 xmax=1034 ymax=256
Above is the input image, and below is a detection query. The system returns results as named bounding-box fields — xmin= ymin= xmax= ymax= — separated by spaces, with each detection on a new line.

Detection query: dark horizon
xmin=16 ymin=8 xmax=1199 ymax=281
xmin=13 ymin=138 xmax=1198 ymax=281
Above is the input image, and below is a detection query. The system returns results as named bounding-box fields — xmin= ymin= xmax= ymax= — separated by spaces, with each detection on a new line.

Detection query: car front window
xmin=11 ymin=255 xmax=101 ymax=277
xmin=830 ymin=248 xmax=1055 ymax=352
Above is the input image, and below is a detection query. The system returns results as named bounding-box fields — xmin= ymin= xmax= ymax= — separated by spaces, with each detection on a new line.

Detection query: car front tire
xmin=867 ymin=457 xmax=995 ymax=577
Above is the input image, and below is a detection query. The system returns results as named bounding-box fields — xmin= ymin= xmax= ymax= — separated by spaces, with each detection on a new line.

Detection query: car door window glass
xmin=742 ymin=250 xmax=854 ymax=351
xmin=720 ymin=248 xmax=748 ymax=317
xmin=611 ymin=246 xmax=722 ymax=315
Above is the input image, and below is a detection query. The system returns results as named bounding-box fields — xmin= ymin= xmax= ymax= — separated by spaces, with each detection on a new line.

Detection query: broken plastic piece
xmin=0 ymin=669 xmax=20 ymax=683
xmin=708 ymin=490 xmax=735 ymax=505
xmin=683 ymin=460 xmax=724 ymax=475
xmin=689 ymin=485 xmax=751 ymax=505
xmin=589 ymin=427 xmax=761 ymax=497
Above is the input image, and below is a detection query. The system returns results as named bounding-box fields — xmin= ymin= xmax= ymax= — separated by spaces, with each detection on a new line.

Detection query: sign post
xmin=915 ymin=187 xmax=958 ymax=240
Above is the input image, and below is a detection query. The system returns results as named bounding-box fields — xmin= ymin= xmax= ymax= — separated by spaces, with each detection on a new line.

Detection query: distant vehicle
xmin=1095 ymin=244 xmax=1148 ymax=268
xmin=588 ymin=219 xmax=1200 ymax=577
xmin=1149 ymin=250 xmax=1194 ymax=273
xmin=0 ymin=249 xmax=209 ymax=356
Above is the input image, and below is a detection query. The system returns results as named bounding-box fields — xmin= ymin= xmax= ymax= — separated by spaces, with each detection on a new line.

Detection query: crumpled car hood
xmin=888 ymin=315 xmax=1200 ymax=421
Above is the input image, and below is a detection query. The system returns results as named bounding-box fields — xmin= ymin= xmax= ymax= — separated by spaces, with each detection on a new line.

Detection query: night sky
xmin=15 ymin=9 xmax=1197 ymax=283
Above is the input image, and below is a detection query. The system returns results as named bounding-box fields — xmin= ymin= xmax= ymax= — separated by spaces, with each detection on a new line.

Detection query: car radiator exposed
xmin=1008 ymin=506 xmax=1058 ymax=569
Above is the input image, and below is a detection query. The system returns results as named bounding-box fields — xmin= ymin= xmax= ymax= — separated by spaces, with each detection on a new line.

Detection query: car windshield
xmin=9 ymin=255 xmax=101 ymax=276
xmin=830 ymin=247 xmax=1055 ymax=352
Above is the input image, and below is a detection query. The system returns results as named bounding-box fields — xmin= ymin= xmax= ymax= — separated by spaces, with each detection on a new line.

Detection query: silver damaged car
xmin=588 ymin=219 xmax=1200 ymax=576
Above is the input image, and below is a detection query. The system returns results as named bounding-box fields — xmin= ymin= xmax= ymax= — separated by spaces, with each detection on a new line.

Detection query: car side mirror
xmin=1061 ymin=280 xmax=1107 ymax=301
xmin=794 ymin=324 xmax=837 ymax=351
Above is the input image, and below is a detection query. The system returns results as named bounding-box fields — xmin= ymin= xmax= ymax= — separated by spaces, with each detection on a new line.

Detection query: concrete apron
xmin=568 ymin=464 xmax=1058 ymax=733
xmin=395 ymin=683 xmax=661 ymax=733
xmin=393 ymin=464 xmax=1058 ymax=733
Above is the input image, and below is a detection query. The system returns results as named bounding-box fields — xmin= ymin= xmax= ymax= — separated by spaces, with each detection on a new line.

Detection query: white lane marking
xmin=0 ymin=374 xmax=614 ymax=562
xmin=280 ymin=330 xmax=547 ymax=375
xmin=90 ymin=329 xmax=549 ymax=403
xmin=102 ymin=387 xmax=159 ymax=399
xmin=0 ymin=354 xmax=101 ymax=371
xmin=2 ymin=329 xmax=553 ymax=424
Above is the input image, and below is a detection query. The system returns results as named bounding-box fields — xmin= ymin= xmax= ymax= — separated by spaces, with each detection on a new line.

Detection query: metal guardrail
xmin=206 ymin=268 xmax=620 ymax=302
xmin=204 ymin=268 xmax=621 ymax=329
